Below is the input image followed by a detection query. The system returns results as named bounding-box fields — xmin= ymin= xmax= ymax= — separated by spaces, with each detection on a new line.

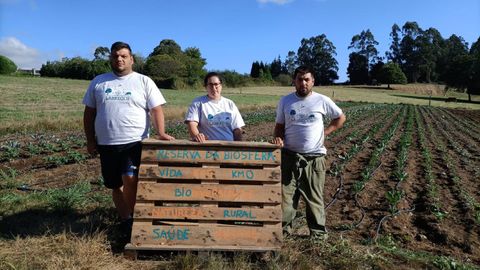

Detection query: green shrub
xmin=379 ymin=62 xmax=407 ymax=87
xmin=275 ymin=73 xmax=293 ymax=86
xmin=0 ymin=55 xmax=17 ymax=74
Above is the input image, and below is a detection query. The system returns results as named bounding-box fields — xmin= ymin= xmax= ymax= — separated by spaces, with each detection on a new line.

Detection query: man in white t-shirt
xmin=185 ymin=72 xmax=244 ymax=142
xmin=272 ymin=66 xmax=346 ymax=241
xmin=83 ymin=41 xmax=174 ymax=234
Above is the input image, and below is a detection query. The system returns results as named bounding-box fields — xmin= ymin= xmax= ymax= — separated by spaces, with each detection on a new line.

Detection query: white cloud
xmin=0 ymin=37 xmax=44 ymax=69
xmin=257 ymin=0 xmax=293 ymax=5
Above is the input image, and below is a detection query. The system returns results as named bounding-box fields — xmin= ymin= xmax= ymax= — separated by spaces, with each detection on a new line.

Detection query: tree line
xmin=39 ymin=40 xmax=207 ymax=89
xmin=2 ymin=20 xmax=476 ymax=98
xmin=251 ymin=21 xmax=479 ymax=99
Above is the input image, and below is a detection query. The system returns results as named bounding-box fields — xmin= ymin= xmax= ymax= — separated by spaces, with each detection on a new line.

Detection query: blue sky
xmin=1 ymin=0 xmax=479 ymax=82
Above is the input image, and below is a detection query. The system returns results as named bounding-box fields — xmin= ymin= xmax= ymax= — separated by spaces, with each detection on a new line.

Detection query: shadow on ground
xmin=389 ymin=94 xmax=480 ymax=104
xmin=0 ymin=207 xmax=128 ymax=253
xmin=346 ymin=85 xmax=392 ymax=90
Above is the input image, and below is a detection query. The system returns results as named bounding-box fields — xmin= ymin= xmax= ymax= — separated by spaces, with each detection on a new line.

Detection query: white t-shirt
xmin=185 ymin=95 xmax=245 ymax=141
xmin=275 ymin=91 xmax=343 ymax=154
xmin=82 ymin=72 xmax=166 ymax=145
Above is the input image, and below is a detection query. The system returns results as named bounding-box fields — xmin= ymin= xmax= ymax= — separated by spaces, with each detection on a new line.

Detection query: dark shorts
xmin=97 ymin=141 xmax=142 ymax=189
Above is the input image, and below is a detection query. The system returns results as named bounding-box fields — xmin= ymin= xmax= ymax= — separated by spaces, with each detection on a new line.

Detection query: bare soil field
xmin=1 ymin=74 xmax=480 ymax=268
xmin=244 ymin=104 xmax=480 ymax=266
xmin=1 ymin=103 xmax=480 ymax=269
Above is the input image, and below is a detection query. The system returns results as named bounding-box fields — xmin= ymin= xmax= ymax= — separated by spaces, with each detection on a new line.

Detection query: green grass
xmin=222 ymin=85 xmax=480 ymax=109
xmin=1 ymin=75 xmax=479 ymax=135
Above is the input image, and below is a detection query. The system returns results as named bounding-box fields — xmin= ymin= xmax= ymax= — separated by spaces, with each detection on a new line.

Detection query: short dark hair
xmin=293 ymin=65 xmax=315 ymax=80
xmin=110 ymin=41 xmax=132 ymax=54
xmin=204 ymin=72 xmax=223 ymax=86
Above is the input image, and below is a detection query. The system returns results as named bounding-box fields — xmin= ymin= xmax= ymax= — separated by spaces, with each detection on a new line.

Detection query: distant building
xmin=17 ymin=68 xmax=41 ymax=76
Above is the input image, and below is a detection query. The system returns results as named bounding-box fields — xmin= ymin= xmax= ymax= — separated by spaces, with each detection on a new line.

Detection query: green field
xmin=1 ymin=75 xmax=479 ymax=135
xmin=1 ymin=75 xmax=480 ymax=269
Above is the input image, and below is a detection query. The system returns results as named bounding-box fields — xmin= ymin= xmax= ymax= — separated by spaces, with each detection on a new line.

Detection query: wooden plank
xmin=125 ymin=243 xmax=280 ymax=252
xmin=130 ymin=224 xmax=282 ymax=247
xmin=139 ymin=165 xmax=281 ymax=182
xmin=141 ymin=148 xmax=281 ymax=165
xmin=136 ymin=183 xmax=281 ymax=203
xmin=199 ymin=172 xmax=219 ymax=225
xmin=134 ymin=205 xmax=281 ymax=222
xmin=142 ymin=138 xmax=280 ymax=149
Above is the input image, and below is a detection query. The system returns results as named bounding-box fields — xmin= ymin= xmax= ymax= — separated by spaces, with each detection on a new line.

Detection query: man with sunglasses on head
xmin=272 ymin=65 xmax=346 ymax=242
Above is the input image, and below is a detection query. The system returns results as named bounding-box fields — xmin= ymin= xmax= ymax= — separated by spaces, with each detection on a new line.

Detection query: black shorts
xmin=97 ymin=141 xmax=142 ymax=189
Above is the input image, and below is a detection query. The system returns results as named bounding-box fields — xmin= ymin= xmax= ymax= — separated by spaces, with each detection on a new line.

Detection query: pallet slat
xmin=134 ymin=205 xmax=281 ymax=221
xmin=131 ymin=224 xmax=282 ymax=247
xmin=125 ymin=243 xmax=280 ymax=252
xmin=141 ymin=138 xmax=280 ymax=148
xmin=139 ymin=165 xmax=281 ymax=182
xmin=136 ymin=183 xmax=281 ymax=203
xmin=141 ymin=148 xmax=281 ymax=165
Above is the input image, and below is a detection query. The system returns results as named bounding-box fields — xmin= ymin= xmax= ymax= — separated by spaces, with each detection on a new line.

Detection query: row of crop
xmin=440 ymin=143 xmax=480 ymax=224
xmin=0 ymin=133 xmax=86 ymax=162
xmin=438 ymin=108 xmax=480 ymax=144
xmin=425 ymin=108 xmax=480 ymax=178
xmin=328 ymin=105 xmax=402 ymax=230
xmin=352 ymin=105 xmax=405 ymax=194
xmin=347 ymin=105 xmax=405 ymax=231
xmin=442 ymin=107 xmax=480 ymax=132
xmin=435 ymin=107 xmax=480 ymax=154
xmin=387 ymin=105 xmax=415 ymax=213
xmin=374 ymin=105 xmax=415 ymax=241
xmin=421 ymin=106 xmax=480 ymax=224
xmin=327 ymin=103 xmax=389 ymax=142
xmin=433 ymin=107 xmax=480 ymax=156
xmin=329 ymin=104 xmax=397 ymax=178
xmin=416 ymin=107 xmax=446 ymax=220
xmin=348 ymin=104 xmax=405 ymax=231
xmin=326 ymin=106 xmax=393 ymax=211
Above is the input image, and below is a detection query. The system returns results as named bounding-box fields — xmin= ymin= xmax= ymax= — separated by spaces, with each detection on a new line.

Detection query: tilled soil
xmin=1 ymin=104 xmax=479 ymax=265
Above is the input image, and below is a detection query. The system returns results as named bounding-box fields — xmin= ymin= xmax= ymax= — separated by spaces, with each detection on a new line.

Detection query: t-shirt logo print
xmin=290 ymin=107 xmax=317 ymax=123
xmin=105 ymin=88 xmax=132 ymax=102
xmin=289 ymin=109 xmax=296 ymax=121
xmin=207 ymin=113 xmax=229 ymax=127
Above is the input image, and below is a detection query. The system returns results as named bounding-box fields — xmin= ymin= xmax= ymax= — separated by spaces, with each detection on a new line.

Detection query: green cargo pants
xmin=282 ymin=149 xmax=327 ymax=236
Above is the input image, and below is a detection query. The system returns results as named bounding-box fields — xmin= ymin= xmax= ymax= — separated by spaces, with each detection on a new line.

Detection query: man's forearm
xmin=273 ymin=123 xmax=285 ymax=139
xmin=233 ymin=128 xmax=243 ymax=141
xmin=325 ymin=114 xmax=346 ymax=136
xmin=151 ymin=106 xmax=166 ymax=136
xmin=83 ymin=107 xmax=96 ymax=143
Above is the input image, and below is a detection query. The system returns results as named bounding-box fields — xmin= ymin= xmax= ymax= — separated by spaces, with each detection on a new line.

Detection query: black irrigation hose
xmin=338 ymin=162 xmax=383 ymax=231
xmin=395 ymin=179 xmax=404 ymax=190
xmin=326 ymin=174 xmax=344 ymax=210
xmin=351 ymin=193 xmax=366 ymax=230
xmin=371 ymin=161 xmax=383 ymax=176
xmin=16 ymin=184 xmax=45 ymax=192
xmin=18 ymin=178 xmax=62 ymax=189
xmin=373 ymin=205 xmax=416 ymax=242
xmin=16 ymin=180 xmax=102 ymax=193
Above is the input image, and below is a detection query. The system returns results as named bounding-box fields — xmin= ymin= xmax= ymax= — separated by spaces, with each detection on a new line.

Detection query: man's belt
xmin=282 ymin=148 xmax=325 ymax=159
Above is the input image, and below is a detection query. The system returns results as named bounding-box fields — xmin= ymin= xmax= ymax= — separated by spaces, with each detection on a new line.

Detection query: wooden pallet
xmin=125 ymin=139 xmax=282 ymax=256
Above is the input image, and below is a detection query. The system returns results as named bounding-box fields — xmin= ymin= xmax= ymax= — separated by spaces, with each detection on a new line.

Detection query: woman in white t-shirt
xmin=185 ymin=72 xmax=245 ymax=142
